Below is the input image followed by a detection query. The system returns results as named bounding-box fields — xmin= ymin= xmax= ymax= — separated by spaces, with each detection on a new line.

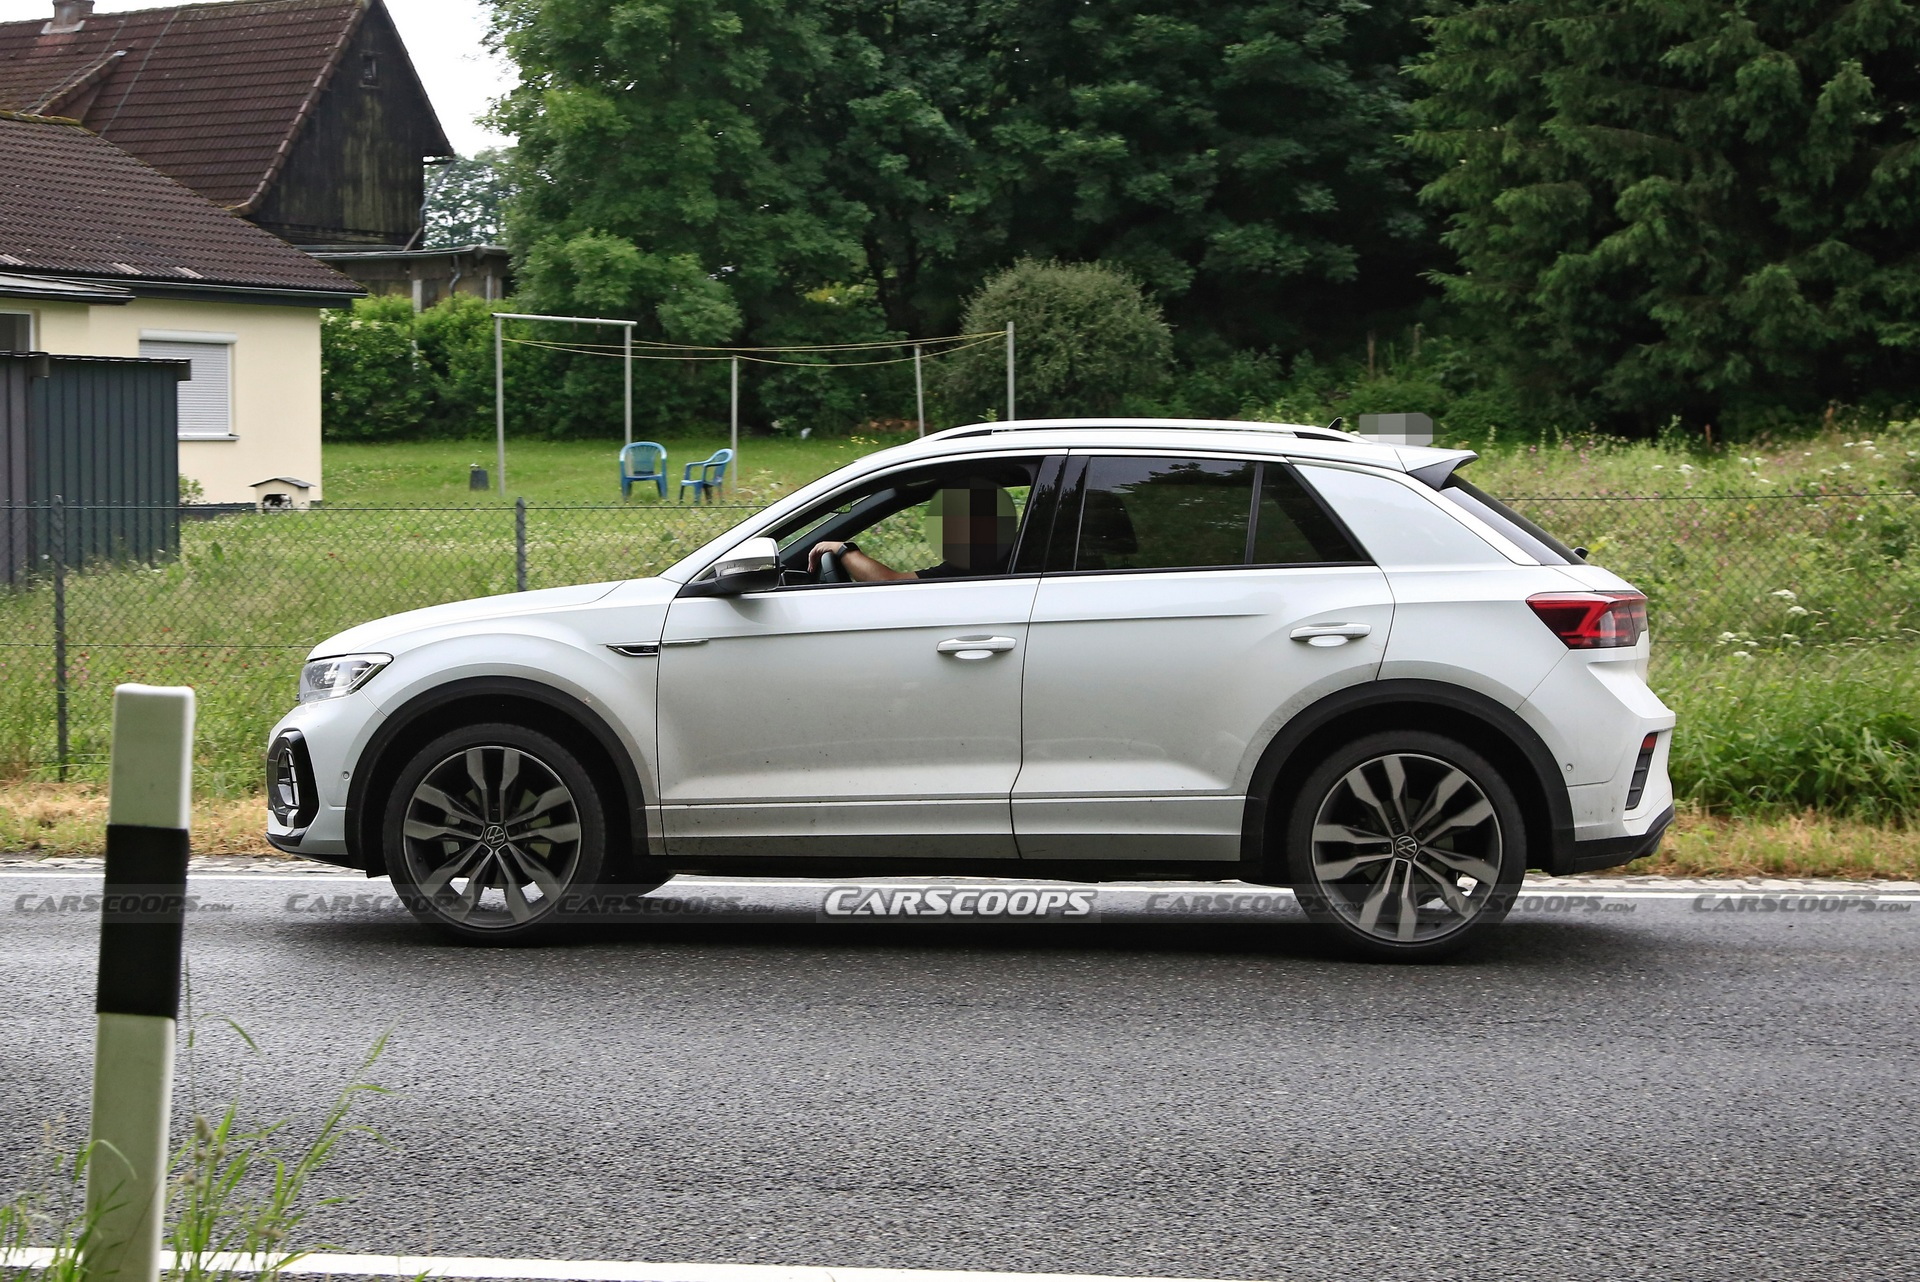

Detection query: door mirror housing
xmin=682 ymin=536 xmax=781 ymax=597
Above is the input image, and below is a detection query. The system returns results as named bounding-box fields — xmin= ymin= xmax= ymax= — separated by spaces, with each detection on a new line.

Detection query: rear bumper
xmin=1560 ymin=804 xmax=1674 ymax=874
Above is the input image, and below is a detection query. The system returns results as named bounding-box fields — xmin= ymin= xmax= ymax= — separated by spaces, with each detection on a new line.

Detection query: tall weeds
xmin=0 ymin=1026 xmax=390 ymax=1282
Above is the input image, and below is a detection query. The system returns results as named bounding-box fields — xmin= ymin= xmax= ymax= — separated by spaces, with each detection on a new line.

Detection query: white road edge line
xmin=0 ymin=1249 xmax=1258 ymax=1282
xmin=1 ymin=872 xmax=1917 ymax=901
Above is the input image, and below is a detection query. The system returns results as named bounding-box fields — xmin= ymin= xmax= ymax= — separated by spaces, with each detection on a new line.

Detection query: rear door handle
xmin=1291 ymin=623 xmax=1372 ymax=647
xmin=937 ymin=635 xmax=1018 ymax=660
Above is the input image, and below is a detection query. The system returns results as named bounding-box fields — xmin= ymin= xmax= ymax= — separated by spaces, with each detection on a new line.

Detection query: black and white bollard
xmin=82 ymin=684 xmax=195 ymax=1282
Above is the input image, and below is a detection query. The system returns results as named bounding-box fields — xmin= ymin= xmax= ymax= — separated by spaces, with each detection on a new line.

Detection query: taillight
xmin=1527 ymin=590 xmax=1647 ymax=648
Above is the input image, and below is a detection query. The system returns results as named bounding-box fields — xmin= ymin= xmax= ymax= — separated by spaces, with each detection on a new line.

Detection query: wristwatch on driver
xmin=839 ymin=541 xmax=861 ymax=559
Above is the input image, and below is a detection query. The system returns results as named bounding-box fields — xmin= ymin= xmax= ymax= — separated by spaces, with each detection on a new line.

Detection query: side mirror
xmin=681 ymin=536 xmax=781 ymax=597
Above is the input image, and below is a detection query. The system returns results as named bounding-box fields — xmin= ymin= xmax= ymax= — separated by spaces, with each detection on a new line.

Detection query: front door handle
xmin=1291 ymin=623 xmax=1372 ymax=647
xmin=937 ymin=635 xmax=1018 ymax=660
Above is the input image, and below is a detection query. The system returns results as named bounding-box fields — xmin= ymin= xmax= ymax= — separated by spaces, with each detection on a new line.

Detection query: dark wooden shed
xmin=0 ymin=350 xmax=187 ymax=586
xmin=0 ymin=0 xmax=454 ymax=247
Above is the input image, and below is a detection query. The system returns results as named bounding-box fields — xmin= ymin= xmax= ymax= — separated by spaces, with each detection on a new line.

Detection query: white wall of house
xmin=23 ymin=296 xmax=324 ymax=504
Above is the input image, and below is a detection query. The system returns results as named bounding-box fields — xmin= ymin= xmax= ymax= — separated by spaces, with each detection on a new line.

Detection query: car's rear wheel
xmin=384 ymin=722 xmax=610 ymax=943
xmin=1284 ymin=730 xmax=1525 ymax=961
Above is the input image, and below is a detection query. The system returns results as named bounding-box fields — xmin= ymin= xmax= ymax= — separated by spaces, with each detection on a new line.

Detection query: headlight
xmin=298 ymin=653 xmax=390 ymax=703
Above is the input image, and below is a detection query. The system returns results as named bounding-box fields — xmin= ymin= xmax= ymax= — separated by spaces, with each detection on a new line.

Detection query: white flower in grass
xmin=1717 ymin=631 xmax=1738 ymax=644
xmin=1772 ymin=589 xmax=1797 ymax=600
xmin=1731 ymin=650 xmax=1753 ymax=659
xmin=1678 ymin=463 xmax=1695 ymax=473
xmin=1787 ymin=605 xmax=1808 ymax=616
xmin=1652 ymin=464 xmax=1665 ymax=471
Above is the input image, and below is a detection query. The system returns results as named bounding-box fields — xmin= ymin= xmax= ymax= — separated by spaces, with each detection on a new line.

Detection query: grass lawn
xmin=322 ymin=433 xmax=916 ymax=507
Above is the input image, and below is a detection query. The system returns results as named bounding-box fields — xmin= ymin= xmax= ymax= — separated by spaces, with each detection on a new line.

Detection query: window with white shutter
xmin=139 ymin=337 xmax=233 ymax=438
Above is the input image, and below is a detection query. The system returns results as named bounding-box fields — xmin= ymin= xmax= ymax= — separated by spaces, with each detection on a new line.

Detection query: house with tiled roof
xmin=0 ymin=109 xmax=362 ymax=501
xmin=0 ymin=0 xmax=452 ymax=246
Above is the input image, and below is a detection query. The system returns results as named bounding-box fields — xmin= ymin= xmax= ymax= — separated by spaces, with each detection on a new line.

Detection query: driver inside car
xmin=808 ymin=481 xmax=1020 ymax=582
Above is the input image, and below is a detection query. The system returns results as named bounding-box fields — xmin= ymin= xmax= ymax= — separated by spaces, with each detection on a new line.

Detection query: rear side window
xmin=1436 ymin=477 xmax=1582 ymax=565
xmin=1297 ymin=464 xmax=1513 ymax=567
xmin=1052 ymin=456 xmax=1363 ymax=572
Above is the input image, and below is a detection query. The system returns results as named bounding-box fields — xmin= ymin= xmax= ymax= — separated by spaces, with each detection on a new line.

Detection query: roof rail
xmin=927 ymin=418 xmax=1367 ymax=445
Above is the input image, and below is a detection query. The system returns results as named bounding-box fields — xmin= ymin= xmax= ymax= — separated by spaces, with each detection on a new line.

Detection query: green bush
xmin=319 ymin=296 xmax=432 ymax=440
xmin=936 ymin=260 xmax=1173 ymax=422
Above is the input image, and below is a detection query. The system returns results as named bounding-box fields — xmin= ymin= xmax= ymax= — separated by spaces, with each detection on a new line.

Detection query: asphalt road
xmin=3 ymin=870 xmax=1917 ymax=1282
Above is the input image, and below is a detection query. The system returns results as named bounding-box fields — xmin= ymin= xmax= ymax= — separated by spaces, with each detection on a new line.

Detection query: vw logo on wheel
xmin=1393 ymin=834 xmax=1420 ymax=859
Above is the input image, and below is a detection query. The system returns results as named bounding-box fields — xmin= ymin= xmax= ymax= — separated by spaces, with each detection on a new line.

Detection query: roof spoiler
xmin=1395 ymin=446 xmax=1479 ymax=489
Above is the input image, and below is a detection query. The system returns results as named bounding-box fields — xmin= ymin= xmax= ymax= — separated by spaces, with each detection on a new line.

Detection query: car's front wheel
xmin=1284 ymin=730 xmax=1525 ymax=961
xmin=384 ymin=722 xmax=610 ymax=943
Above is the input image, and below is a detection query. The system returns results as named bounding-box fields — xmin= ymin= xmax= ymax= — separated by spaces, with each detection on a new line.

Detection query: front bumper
xmin=264 ymin=692 xmax=385 ymax=866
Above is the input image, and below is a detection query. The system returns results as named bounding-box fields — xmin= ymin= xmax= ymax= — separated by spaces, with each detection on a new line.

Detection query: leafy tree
xmin=966 ymin=0 xmax=1435 ymax=355
xmin=421 ymin=151 xmax=514 ymax=247
xmin=936 ymin=259 xmax=1173 ymax=420
xmin=1411 ymin=0 xmax=1920 ymax=433
xmin=486 ymin=0 xmax=1436 ymax=409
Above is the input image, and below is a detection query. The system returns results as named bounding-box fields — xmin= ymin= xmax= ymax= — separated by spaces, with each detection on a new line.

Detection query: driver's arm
xmin=807 ymin=540 xmax=916 ymax=582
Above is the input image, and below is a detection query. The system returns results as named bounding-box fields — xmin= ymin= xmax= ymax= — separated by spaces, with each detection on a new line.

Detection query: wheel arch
xmin=345 ymin=677 xmax=652 ymax=878
xmin=1240 ymin=680 xmax=1575 ymax=880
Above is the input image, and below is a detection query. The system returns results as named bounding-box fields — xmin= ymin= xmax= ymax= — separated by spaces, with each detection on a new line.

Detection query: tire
xmin=383 ymin=722 xmax=611 ymax=943
xmin=1283 ymin=730 xmax=1525 ymax=962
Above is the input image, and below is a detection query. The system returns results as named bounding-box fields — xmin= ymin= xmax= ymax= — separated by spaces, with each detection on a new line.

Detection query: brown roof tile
xmin=0 ymin=0 xmax=450 ymax=210
xmin=0 ymin=110 xmax=362 ymax=294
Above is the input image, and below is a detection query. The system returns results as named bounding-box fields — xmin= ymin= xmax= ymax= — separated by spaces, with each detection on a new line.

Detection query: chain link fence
xmin=0 ymin=500 xmax=752 ymax=790
xmin=1 ymin=490 xmax=1914 ymax=793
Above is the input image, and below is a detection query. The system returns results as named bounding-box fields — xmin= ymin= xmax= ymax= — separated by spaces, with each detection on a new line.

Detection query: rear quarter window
xmin=1295 ymin=464 xmax=1514 ymax=567
xmin=1435 ymin=478 xmax=1582 ymax=565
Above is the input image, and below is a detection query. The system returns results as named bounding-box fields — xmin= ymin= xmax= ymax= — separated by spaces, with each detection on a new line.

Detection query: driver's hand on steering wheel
xmin=806 ymin=540 xmax=848 ymax=575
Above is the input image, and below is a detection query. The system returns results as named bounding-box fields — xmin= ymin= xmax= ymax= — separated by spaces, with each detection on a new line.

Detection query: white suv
xmin=267 ymin=419 xmax=1674 ymax=959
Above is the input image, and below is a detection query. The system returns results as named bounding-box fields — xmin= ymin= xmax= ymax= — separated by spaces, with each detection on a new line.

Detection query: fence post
xmin=914 ymin=343 xmax=925 ymax=436
xmin=52 ymin=495 xmax=69 ymax=782
xmin=1005 ymin=322 xmax=1016 ymax=421
xmin=515 ymin=496 xmax=528 ymax=592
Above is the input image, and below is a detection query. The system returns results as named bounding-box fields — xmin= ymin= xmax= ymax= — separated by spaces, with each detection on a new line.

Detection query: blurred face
xmin=930 ymin=484 xmax=1018 ymax=571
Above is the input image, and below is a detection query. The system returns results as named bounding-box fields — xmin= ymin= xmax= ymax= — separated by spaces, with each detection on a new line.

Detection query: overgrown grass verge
xmin=0 ymin=783 xmax=269 ymax=856
xmin=1621 ymin=806 xmax=1920 ymax=881
xmin=1655 ymin=646 xmax=1920 ymax=823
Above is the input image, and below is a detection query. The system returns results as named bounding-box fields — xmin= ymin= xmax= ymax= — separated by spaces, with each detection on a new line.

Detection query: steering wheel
xmin=817 ymin=548 xmax=847 ymax=584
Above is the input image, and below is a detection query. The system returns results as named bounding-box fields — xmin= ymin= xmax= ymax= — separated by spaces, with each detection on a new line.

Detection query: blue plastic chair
xmin=679 ymin=448 xmax=733 ymax=503
xmin=619 ymin=442 xmax=669 ymax=499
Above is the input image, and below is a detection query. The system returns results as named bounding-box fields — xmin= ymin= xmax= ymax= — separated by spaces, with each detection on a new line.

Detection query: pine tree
xmin=1411 ymin=0 xmax=1920 ymax=432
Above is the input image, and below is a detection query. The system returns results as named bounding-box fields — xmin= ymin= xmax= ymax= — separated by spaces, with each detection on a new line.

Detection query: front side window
xmin=1051 ymin=455 xmax=1362 ymax=573
xmin=768 ymin=455 xmax=1055 ymax=585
